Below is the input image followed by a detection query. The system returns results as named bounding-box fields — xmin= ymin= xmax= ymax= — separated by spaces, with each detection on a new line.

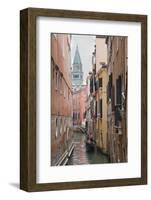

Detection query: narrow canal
xmin=67 ymin=131 xmax=109 ymax=165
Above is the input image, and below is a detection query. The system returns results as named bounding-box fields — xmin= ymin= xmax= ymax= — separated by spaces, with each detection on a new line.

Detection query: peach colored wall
xmin=73 ymin=86 xmax=87 ymax=126
xmin=51 ymin=34 xmax=73 ymax=165
xmin=96 ymin=37 xmax=107 ymax=73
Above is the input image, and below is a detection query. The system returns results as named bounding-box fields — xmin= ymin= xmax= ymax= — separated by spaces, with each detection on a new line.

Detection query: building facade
xmin=85 ymin=73 xmax=94 ymax=136
xmin=73 ymin=85 xmax=87 ymax=126
xmin=106 ymin=36 xmax=128 ymax=163
xmin=72 ymin=45 xmax=87 ymax=127
xmin=85 ymin=48 xmax=97 ymax=141
xmin=96 ymin=66 xmax=108 ymax=154
xmin=72 ymin=89 xmax=80 ymax=126
xmin=51 ymin=33 xmax=73 ymax=166
xmin=95 ymin=37 xmax=108 ymax=154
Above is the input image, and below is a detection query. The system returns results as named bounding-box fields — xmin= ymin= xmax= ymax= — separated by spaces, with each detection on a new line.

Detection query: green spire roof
xmin=73 ymin=45 xmax=82 ymax=65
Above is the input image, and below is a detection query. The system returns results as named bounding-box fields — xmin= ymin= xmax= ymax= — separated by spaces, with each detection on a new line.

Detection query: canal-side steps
xmin=55 ymin=143 xmax=75 ymax=166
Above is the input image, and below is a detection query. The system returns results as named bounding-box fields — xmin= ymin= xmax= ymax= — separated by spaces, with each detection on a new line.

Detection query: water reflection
xmin=67 ymin=131 xmax=109 ymax=165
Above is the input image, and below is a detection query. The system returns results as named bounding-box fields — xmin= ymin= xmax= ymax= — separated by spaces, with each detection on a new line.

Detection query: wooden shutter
xmin=99 ymin=78 xmax=102 ymax=88
xmin=116 ymin=75 xmax=122 ymax=108
xmin=112 ymin=86 xmax=115 ymax=111
xmin=100 ymin=99 xmax=102 ymax=118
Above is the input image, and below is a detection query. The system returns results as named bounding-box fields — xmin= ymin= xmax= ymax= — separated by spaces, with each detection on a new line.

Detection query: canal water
xmin=67 ymin=131 xmax=109 ymax=165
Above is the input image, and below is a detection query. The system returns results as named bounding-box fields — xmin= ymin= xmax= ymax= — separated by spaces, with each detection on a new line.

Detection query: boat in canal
xmin=85 ymin=134 xmax=96 ymax=152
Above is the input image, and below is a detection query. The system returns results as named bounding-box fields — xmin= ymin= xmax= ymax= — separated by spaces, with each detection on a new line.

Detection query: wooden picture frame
xmin=20 ymin=7 xmax=147 ymax=192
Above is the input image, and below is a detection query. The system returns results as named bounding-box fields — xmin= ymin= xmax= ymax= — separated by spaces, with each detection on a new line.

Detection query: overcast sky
xmin=71 ymin=34 xmax=96 ymax=84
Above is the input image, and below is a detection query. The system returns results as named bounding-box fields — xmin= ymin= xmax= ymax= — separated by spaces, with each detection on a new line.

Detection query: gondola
xmin=85 ymin=135 xmax=96 ymax=152
xmin=86 ymin=141 xmax=95 ymax=152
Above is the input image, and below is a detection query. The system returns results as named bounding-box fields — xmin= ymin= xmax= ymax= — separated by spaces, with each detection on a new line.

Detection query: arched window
xmin=60 ymin=118 xmax=62 ymax=135
xmin=55 ymin=118 xmax=58 ymax=138
xmin=64 ymin=119 xmax=66 ymax=132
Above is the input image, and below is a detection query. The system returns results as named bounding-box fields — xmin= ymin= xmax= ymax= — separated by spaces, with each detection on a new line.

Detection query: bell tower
xmin=72 ymin=45 xmax=83 ymax=89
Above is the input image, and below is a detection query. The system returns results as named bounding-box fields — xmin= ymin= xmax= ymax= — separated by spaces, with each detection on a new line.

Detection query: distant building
xmin=106 ymin=36 xmax=128 ymax=163
xmin=73 ymin=85 xmax=87 ymax=126
xmin=85 ymin=72 xmax=94 ymax=136
xmin=85 ymin=48 xmax=97 ymax=140
xmin=51 ymin=34 xmax=73 ymax=166
xmin=72 ymin=46 xmax=83 ymax=90
xmin=72 ymin=45 xmax=87 ymax=127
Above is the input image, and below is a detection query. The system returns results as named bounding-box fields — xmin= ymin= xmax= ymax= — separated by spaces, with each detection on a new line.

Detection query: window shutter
xmin=95 ymin=101 xmax=97 ymax=117
xmin=112 ymin=86 xmax=115 ymax=111
xmin=118 ymin=75 xmax=122 ymax=108
xmin=116 ymin=78 xmax=119 ymax=105
xmin=116 ymin=75 xmax=122 ymax=107
xmin=109 ymin=73 xmax=112 ymax=98
xmin=99 ymin=78 xmax=102 ymax=88
xmin=100 ymin=99 xmax=102 ymax=118
xmin=95 ymin=80 xmax=97 ymax=91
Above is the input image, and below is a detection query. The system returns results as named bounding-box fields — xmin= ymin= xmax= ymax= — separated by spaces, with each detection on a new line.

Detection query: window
xmin=116 ymin=75 xmax=122 ymax=108
xmin=60 ymin=118 xmax=62 ymax=134
xmin=99 ymin=78 xmax=102 ymax=88
xmin=64 ymin=119 xmax=66 ymax=132
xmin=73 ymin=74 xmax=79 ymax=79
xmin=58 ymin=118 xmax=60 ymax=135
xmin=66 ymin=127 xmax=69 ymax=141
xmin=115 ymin=105 xmax=122 ymax=126
xmin=55 ymin=118 xmax=58 ymax=137
xmin=107 ymin=73 xmax=115 ymax=111
xmin=51 ymin=58 xmax=55 ymax=79
xmin=100 ymin=99 xmax=103 ymax=118
xmin=62 ymin=118 xmax=64 ymax=134
xmin=95 ymin=101 xmax=97 ymax=117
xmin=95 ymin=80 xmax=98 ymax=91
xmin=108 ymin=73 xmax=112 ymax=99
